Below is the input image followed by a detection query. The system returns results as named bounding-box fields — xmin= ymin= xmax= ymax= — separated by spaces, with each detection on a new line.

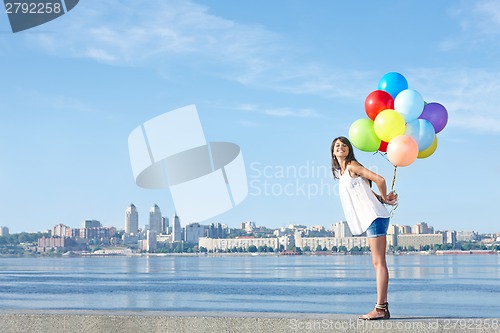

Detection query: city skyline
xmin=14 ymin=215 xmax=498 ymax=256
xmin=1 ymin=1 xmax=500 ymax=234
xmin=0 ymin=202 xmax=493 ymax=237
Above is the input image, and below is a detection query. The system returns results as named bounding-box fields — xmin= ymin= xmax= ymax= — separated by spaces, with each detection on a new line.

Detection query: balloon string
xmin=389 ymin=165 xmax=398 ymax=217
xmin=374 ymin=151 xmax=391 ymax=164
xmin=391 ymin=165 xmax=397 ymax=192
xmin=374 ymin=151 xmax=399 ymax=216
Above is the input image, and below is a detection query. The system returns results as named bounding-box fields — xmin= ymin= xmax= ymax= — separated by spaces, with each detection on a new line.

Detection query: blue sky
xmin=0 ymin=0 xmax=499 ymax=234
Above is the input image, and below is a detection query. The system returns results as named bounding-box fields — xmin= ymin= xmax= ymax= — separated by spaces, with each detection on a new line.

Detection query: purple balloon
xmin=419 ymin=102 xmax=448 ymax=133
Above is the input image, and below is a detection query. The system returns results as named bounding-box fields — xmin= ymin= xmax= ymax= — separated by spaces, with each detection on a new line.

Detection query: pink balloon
xmin=387 ymin=135 xmax=419 ymax=167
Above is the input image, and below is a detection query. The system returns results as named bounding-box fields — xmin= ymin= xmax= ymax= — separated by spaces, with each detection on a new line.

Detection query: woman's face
xmin=333 ymin=139 xmax=349 ymax=158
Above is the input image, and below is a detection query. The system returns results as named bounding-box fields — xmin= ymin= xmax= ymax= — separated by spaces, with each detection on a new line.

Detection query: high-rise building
xmin=240 ymin=221 xmax=255 ymax=233
xmin=0 ymin=226 xmax=9 ymax=236
xmin=172 ymin=213 xmax=182 ymax=242
xmin=456 ymin=231 xmax=479 ymax=242
xmin=82 ymin=220 xmax=101 ymax=228
xmin=184 ymin=223 xmax=207 ymax=243
xmin=334 ymin=221 xmax=352 ymax=238
xmin=444 ymin=230 xmax=457 ymax=245
xmin=207 ymin=223 xmax=226 ymax=239
xmin=125 ymin=204 xmax=139 ymax=235
xmin=398 ymin=225 xmax=412 ymax=234
xmin=146 ymin=230 xmax=157 ymax=252
xmin=413 ymin=222 xmax=431 ymax=234
xmin=149 ymin=204 xmax=162 ymax=235
xmin=386 ymin=224 xmax=399 ymax=246
xmin=52 ymin=224 xmax=72 ymax=237
xmin=162 ymin=216 xmax=169 ymax=234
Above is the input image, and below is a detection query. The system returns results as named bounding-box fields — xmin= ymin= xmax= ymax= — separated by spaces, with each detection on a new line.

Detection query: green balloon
xmin=349 ymin=118 xmax=381 ymax=152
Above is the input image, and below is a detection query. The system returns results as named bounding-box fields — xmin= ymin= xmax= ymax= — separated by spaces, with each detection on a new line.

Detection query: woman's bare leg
xmin=369 ymin=235 xmax=388 ymax=305
xmin=360 ymin=235 xmax=389 ymax=319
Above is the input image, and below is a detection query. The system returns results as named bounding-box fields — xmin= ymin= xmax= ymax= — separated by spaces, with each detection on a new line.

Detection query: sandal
xmin=359 ymin=302 xmax=390 ymax=320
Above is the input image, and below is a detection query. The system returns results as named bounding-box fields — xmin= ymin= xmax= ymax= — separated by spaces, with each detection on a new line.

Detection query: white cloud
xmin=22 ymin=0 xmax=500 ymax=134
xmin=473 ymin=0 xmax=500 ymax=35
xmin=237 ymin=104 xmax=259 ymax=112
xmin=452 ymin=115 xmax=500 ymax=133
xmin=27 ymin=0 xmax=282 ymax=72
xmin=5 ymin=88 xmax=97 ymax=116
xmin=443 ymin=0 xmax=500 ymax=48
xmin=85 ymin=48 xmax=117 ymax=62
xmin=263 ymin=108 xmax=321 ymax=118
xmin=265 ymin=66 xmax=376 ymax=100
xmin=405 ymin=67 xmax=500 ymax=134
xmin=234 ymin=104 xmax=321 ymax=119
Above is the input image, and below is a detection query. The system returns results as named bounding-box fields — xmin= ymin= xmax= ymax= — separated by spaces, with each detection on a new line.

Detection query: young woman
xmin=331 ymin=136 xmax=397 ymax=320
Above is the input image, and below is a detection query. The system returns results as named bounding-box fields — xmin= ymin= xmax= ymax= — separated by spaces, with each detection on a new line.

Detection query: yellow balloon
xmin=417 ymin=135 xmax=438 ymax=158
xmin=374 ymin=109 xmax=406 ymax=142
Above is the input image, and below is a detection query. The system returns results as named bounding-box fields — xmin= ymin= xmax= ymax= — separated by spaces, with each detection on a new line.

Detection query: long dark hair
xmin=330 ymin=136 xmax=359 ymax=180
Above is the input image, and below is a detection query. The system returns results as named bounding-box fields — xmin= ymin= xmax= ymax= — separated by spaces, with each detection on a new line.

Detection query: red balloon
xmin=378 ymin=140 xmax=388 ymax=152
xmin=365 ymin=90 xmax=394 ymax=120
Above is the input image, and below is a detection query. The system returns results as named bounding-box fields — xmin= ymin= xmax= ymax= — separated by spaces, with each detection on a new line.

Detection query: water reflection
xmin=0 ymin=254 xmax=498 ymax=317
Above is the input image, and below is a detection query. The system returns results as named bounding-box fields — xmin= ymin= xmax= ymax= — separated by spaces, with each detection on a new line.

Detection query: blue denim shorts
xmin=366 ymin=217 xmax=390 ymax=238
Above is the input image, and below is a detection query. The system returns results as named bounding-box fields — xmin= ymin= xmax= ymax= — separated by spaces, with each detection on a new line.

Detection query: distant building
xmin=146 ymin=230 xmax=157 ymax=252
xmin=52 ymin=224 xmax=72 ymax=238
xmin=0 ymin=226 xmax=9 ymax=236
xmin=162 ymin=216 xmax=169 ymax=234
xmin=444 ymin=230 xmax=457 ymax=245
xmin=125 ymin=204 xmax=139 ymax=235
xmin=184 ymin=223 xmax=207 ymax=243
xmin=207 ymin=223 xmax=226 ymax=239
xmin=156 ymin=234 xmax=172 ymax=245
xmin=310 ymin=225 xmax=325 ymax=232
xmin=456 ymin=231 xmax=479 ymax=242
xmin=122 ymin=234 xmax=138 ymax=245
xmin=278 ymin=234 xmax=295 ymax=250
xmin=398 ymin=225 xmax=412 ymax=234
xmin=240 ymin=221 xmax=256 ymax=233
xmin=334 ymin=221 xmax=352 ymax=238
xmin=386 ymin=224 xmax=399 ymax=247
xmin=82 ymin=220 xmax=101 ymax=229
xmin=295 ymin=233 xmax=368 ymax=251
xmin=412 ymin=222 xmax=434 ymax=235
xmin=288 ymin=224 xmax=307 ymax=231
xmin=73 ymin=227 xmax=117 ymax=244
xmin=305 ymin=225 xmax=330 ymax=237
xmin=37 ymin=236 xmax=76 ymax=251
xmin=172 ymin=213 xmax=182 ymax=242
xmin=397 ymin=234 xmax=444 ymax=249
xmin=149 ymin=204 xmax=162 ymax=235
xmin=199 ymin=236 xmax=278 ymax=252
xmin=387 ymin=224 xmax=398 ymax=235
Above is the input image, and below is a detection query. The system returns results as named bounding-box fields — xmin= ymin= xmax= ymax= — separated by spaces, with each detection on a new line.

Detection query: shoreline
xmin=0 ymin=249 xmax=497 ymax=258
xmin=0 ymin=310 xmax=498 ymax=333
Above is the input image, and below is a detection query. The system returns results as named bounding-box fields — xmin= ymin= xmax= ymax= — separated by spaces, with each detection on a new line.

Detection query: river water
xmin=0 ymin=254 xmax=498 ymax=317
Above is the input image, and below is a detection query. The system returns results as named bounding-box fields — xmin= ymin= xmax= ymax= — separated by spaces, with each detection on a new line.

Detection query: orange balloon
xmin=387 ymin=135 xmax=418 ymax=167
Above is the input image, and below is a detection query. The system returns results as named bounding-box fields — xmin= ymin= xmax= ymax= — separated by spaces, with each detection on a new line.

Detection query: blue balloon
xmin=404 ymin=119 xmax=435 ymax=151
xmin=378 ymin=72 xmax=408 ymax=99
xmin=394 ymin=89 xmax=425 ymax=122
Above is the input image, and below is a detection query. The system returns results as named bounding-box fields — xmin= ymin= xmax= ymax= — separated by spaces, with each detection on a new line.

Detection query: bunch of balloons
xmin=349 ymin=72 xmax=448 ymax=167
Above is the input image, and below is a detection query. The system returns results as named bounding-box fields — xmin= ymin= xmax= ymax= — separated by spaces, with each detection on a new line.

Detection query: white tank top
xmin=337 ymin=168 xmax=390 ymax=235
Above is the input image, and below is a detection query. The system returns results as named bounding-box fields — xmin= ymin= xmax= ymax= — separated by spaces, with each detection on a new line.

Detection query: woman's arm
xmin=348 ymin=161 xmax=397 ymax=205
